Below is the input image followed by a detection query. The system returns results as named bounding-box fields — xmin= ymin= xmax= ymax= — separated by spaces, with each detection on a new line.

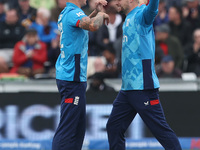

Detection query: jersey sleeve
xmin=140 ymin=0 xmax=159 ymax=26
xmin=68 ymin=9 xmax=87 ymax=27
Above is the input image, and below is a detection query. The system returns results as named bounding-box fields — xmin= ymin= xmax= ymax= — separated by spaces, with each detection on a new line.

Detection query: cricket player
xmin=52 ymin=0 xmax=109 ymax=150
xmin=106 ymin=0 xmax=182 ymax=149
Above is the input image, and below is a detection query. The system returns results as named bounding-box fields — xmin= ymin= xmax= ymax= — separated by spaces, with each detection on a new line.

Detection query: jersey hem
xmin=121 ymin=87 xmax=160 ymax=91
xmin=56 ymin=77 xmax=87 ymax=83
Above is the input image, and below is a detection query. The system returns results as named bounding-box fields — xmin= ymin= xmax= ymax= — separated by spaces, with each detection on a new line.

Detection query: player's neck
xmin=67 ymin=0 xmax=81 ymax=8
xmin=126 ymin=4 xmax=138 ymax=15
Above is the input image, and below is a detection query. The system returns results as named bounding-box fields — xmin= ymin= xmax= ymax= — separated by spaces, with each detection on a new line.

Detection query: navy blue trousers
xmin=106 ymin=89 xmax=182 ymax=150
xmin=52 ymin=80 xmax=87 ymax=150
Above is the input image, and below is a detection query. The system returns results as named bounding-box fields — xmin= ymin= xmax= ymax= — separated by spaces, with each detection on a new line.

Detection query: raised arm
xmin=88 ymin=0 xmax=107 ymax=18
xmin=66 ymin=0 xmax=109 ymax=32
xmin=79 ymin=12 xmax=109 ymax=32
xmin=143 ymin=0 xmax=159 ymax=25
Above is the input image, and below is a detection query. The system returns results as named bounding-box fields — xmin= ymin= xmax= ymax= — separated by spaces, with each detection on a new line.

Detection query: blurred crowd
xmin=0 ymin=0 xmax=64 ymax=78
xmin=0 ymin=0 xmax=200 ymax=87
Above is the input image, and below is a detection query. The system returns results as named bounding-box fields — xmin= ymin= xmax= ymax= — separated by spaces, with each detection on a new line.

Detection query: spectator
xmin=0 ymin=8 xmax=26 ymax=73
xmin=93 ymin=57 xmax=106 ymax=73
xmin=102 ymin=44 xmax=120 ymax=78
xmin=88 ymin=76 xmax=115 ymax=92
xmin=30 ymin=7 xmax=57 ymax=47
xmin=11 ymin=29 xmax=47 ymax=77
xmin=89 ymin=44 xmax=120 ymax=79
xmin=97 ymin=0 xmax=123 ymax=52
xmin=155 ymin=24 xmax=184 ymax=69
xmin=168 ymin=5 xmax=192 ymax=46
xmin=29 ymin=0 xmax=55 ymax=10
xmin=0 ymin=0 xmax=5 ymax=22
xmin=182 ymin=0 xmax=200 ymax=31
xmin=51 ymin=0 xmax=66 ymax=22
xmin=166 ymin=0 xmax=182 ymax=8
xmin=48 ymin=31 xmax=60 ymax=73
xmin=17 ymin=0 xmax=37 ymax=28
xmin=0 ymin=9 xmax=25 ymax=48
xmin=157 ymin=55 xmax=182 ymax=78
xmin=185 ymin=29 xmax=200 ymax=77
xmin=154 ymin=0 xmax=169 ymax=27
xmin=155 ymin=46 xmax=165 ymax=71
xmin=6 ymin=0 xmax=19 ymax=9
xmin=112 ymin=35 xmax=122 ymax=61
xmin=88 ymin=31 xmax=100 ymax=56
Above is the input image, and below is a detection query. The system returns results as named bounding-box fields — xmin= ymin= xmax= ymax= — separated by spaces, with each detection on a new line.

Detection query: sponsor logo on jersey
xmin=61 ymin=51 xmax=65 ymax=58
xmin=76 ymin=12 xmax=85 ymax=17
xmin=123 ymin=35 xmax=128 ymax=43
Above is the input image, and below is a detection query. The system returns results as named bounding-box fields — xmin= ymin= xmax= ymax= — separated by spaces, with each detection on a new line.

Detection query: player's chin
xmin=117 ymin=6 xmax=122 ymax=13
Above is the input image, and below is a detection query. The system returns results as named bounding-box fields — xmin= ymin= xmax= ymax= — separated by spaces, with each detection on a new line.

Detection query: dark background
xmin=0 ymin=91 xmax=199 ymax=137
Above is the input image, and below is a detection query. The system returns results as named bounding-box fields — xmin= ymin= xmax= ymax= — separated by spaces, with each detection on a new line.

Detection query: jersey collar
xmin=127 ymin=6 xmax=139 ymax=17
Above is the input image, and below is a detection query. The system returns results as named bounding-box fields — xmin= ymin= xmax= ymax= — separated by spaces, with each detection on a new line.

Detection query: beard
xmin=106 ymin=5 xmax=118 ymax=14
xmin=117 ymin=6 xmax=126 ymax=15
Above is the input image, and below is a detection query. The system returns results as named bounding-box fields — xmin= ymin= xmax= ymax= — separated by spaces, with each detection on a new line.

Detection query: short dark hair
xmin=6 ymin=8 xmax=20 ymax=18
xmin=159 ymin=0 xmax=165 ymax=3
xmin=171 ymin=5 xmax=183 ymax=18
xmin=26 ymin=28 xmax=38 ymax=36
xmin=104 ymin=43 xmax=116 ymax=55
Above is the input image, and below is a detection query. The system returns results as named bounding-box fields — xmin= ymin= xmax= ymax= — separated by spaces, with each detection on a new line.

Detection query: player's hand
xmin=95 ymin=0 xmax=107 ymax=12
xmin=96 ymin=12 xmax=109 ymax=25
xmin=139 ymin=0 xmax=149 ymax=5
xmin=103 ymin=14 xmax=110 ymax=25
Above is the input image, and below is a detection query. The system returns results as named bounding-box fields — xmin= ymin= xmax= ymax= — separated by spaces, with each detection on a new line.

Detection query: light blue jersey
xmin=56 ymin=2 xmax=88 ymax=82
xmin=121 ymin=3 xmax=160 ymax=90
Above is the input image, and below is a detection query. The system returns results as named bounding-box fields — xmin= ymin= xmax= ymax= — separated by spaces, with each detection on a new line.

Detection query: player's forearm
xmin=89 ymin=9 xmax=98 ymax=18
xmin=143 ymin=0 xmax=159 ymax=25
xmin=79 ymin=12 xmax=105 ymax=32
xmin=91 ymin=12 xmax=105 ymax=30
